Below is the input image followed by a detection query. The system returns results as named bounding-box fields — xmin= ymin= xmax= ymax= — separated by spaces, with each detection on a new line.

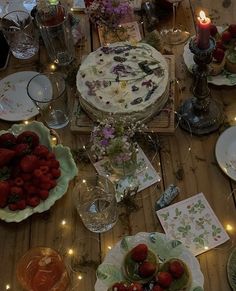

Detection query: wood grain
xmin=0 ymin=1 xmax=235 ymax=290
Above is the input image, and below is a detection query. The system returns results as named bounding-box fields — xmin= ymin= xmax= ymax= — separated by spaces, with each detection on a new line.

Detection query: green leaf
xmin=0 ymin=166 xmax=11 ymax=180
xmin=120 ymin=237 xmax=130 ymax=252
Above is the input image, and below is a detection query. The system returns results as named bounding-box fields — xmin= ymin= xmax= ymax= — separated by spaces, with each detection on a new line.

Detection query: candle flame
xmin=199 ymin=11 xmax=206 ymax=21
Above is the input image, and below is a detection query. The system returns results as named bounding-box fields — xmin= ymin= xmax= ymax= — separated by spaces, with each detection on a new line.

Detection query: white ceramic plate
xmin=227 ymin=247 xmax=236 ymax=291
xmin=183 ymin=38 xmax=236 ymax=86
xmin=95 ymin=232 xmax=204 ymax=291
xmin=0 ymin=121 xmax=78 ymax=222
xmin=215 ymin=126 xmax=236 ymax=181
xmin=0 ymin=71 xmax=39 ymax=121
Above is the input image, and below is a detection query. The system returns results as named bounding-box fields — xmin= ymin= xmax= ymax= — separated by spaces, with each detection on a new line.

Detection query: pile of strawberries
xmin=210 ymin=23 xmax=236 ymax=63
xmin=0 ymin=130 xmax=61 ymax=211
xmin=110 ymin=244 xmax=187 ymax=291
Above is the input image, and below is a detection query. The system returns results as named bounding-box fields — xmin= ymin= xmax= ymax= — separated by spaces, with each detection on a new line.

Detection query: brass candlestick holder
xmin=178 ymin=36 xmax=223 ymax=135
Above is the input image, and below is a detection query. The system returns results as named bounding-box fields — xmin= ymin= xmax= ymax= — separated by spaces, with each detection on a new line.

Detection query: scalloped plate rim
xmin=227 ymin=247 xmax=236 ymax=291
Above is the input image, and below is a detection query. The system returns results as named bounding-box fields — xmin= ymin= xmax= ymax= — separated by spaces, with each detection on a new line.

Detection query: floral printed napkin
xmin=93 ymin=146 xmax=161 ymax=202
xmin=156 ymin=193 xmax=230 ymax=256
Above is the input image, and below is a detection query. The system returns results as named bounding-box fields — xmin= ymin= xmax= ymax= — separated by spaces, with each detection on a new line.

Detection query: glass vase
xmin=109 ymin=148 xmax=138 ymax=177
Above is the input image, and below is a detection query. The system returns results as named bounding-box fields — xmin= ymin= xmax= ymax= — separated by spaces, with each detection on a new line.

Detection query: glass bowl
xmin=16 ymin=247 xmax=69 ymax=291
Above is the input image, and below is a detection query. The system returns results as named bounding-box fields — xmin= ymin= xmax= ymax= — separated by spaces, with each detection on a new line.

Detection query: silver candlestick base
xmin=178 ymin=37 xmax=224 ymax=135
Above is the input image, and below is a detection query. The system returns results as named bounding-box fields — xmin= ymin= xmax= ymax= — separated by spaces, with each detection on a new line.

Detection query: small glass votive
xmin=27 ymin=72 xmax=70 ymax=129
xmin=73 ymin=175 xmax=118 ymax=233
xmin=1 ymin=10 xmax=39 ymax=59
xmin=16 ymin=247 xmax=69 ymax=291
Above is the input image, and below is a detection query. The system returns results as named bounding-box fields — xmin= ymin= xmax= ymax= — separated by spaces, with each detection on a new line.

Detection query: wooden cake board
xmin=70 ymin=55 xmax=176 ymax=134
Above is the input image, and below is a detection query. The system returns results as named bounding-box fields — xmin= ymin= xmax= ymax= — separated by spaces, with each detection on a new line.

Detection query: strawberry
xmin=26 ymin=185 xmax=38 ymax=196
xmin=51 ymin=168 xmax=61 ymax=179
xmin=8 ymin=203 xmax=18 ymax=211
xmin=39 ymin=165 xmax=49 ymax=174
xmin=49 ymin=179 xmax=57 ymax=189
xmin=0 ymin=148 xmax=16 ymax=167
xmin=33 ymin=145 xmax=49 ymax=157
xmin=21 ymin=173 xmax=32 ymax=181
xmin=27 ymin=196 xmax=40 ymax=207
xmin=20 ymin=155 xmax=38 ymax=173
xmin=0 ymin=181 xmax=10 ymax=207
xmin=111 ymin=282 xmax=128 ymax=291
xmin=0 ymin=133 xmax=16 ymax=148
xmin=14 ymin=143 xmax=31 ymax=157
xmin=47 ymin=152 xmax=56 ymax=160
xmin=210 ymin=24 xmax=218 ymax=37
xmin=221 ymin=30 xmax=232 ymax=43
xmin=49 ymin=159 xmax=60 ymax=169
xmin=33 ymin=169 xmax=43 ymax=179
xmin=157 ymin=272 xmax=173 ymax=288
xmin=212 ymin=48 xmax=225 ymax=63
xmin=39 ymin=190 xmax=49 ymax=200
xmin=10 ymin=186 xmax=23 ymax=198
xmin=130 ymin=244 xmax=148 ymax=262
xmin=16 ymin=131 xmax=39 ymax=149
xmin=216 ymin=40 xmax=226 ymax=51
xmin=138 ymin=261 xmax=156 ymax=278
xmin=17 ymin=199 xmax=26 ymax=210
xmin=40 ymin=181 xmax=52 ymax=190
xmin=228 ymin=24 xmax=236 ymax=37
xmin=128 ymin=283 xmax=143 ymax=291
xmin=169 ymin=260 xmax=184 ymax=278
xmin=14 ymin=177 xmax=24 ymax=187
xmin=152 ymin=285 xmax=164 ymax=291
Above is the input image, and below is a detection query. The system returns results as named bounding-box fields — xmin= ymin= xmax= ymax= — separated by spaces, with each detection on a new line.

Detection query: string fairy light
xmin=61 ymin=219 xmax=67 ymax=226
xmin=226 ymin=224 xmax=233 ymax=232
xmin=5 ymin=285 xmax=10 ymax=290
xmin=24 ymin=120 xmax=29 ymax=125
xmin=68 ymin=249 xmax=74 ymax=255
xmin=78 ymin=275 xmax=83 ymax=280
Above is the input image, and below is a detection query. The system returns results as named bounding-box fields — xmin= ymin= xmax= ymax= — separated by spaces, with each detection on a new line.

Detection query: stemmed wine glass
xmin=160 ymin=0 xmax=190 ymax=45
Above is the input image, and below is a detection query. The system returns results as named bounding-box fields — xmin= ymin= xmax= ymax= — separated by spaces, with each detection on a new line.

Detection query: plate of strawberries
xmin=95 ymin=232 xmax=204 ymax=291
xmin=0 ymin=121 xmax=78 ymax=222
xmin=183 ymin=24 xmax=236 ymax=86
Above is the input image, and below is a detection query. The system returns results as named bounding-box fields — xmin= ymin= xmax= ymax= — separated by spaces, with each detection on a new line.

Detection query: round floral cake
xmin=76 ymin=42 xmax=169 ymax=122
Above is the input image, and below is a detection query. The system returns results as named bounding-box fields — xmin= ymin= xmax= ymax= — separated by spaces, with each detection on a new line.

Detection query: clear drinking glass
xmin=27 ymin=72 xmax=70 ymax=129
xmin=36 ymin=4 xmax=74 ymax=66
xmin=1 ymin=10 xmax=39 ymax=59
xmin=160 ymin=0 xmax=190 ymax=45
xmin=73 ymin=175 xmax=118 ymax=233
xmin=17 ymin=247 xmax=69 ymax=291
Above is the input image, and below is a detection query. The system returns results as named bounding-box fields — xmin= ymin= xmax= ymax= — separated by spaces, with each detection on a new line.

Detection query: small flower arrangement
xmin=86 ymin=0 xmax=132 ymax=29
xmin=91 ymin=117 xmax=145 ymax=176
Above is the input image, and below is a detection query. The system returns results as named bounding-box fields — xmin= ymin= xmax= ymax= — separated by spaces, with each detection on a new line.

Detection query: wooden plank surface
xmin=0 ymin=1 xmax=236 ymax=290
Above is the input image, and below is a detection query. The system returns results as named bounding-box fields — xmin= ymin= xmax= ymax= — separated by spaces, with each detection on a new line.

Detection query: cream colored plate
xmin=215 ymin=126 xmax=236 ymax=181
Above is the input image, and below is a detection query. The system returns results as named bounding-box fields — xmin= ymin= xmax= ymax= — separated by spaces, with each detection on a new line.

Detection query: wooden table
xmin=0 ymin=0 xmax=236 ymax=290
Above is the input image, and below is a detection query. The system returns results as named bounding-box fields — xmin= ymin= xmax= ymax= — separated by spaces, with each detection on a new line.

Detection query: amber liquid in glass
xmin=17 ymin=247 xmax=69 ymax=291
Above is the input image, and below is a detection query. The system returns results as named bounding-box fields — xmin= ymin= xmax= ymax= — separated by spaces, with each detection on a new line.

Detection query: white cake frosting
xmin=76 ymin=42 xmax=169 ymax=121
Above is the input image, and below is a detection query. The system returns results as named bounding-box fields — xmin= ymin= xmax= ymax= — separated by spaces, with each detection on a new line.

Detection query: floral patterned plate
xmin=0 ymin=121 xmax=78 ymax=222
xmin=215 ymin=126 xmax=236 ymax=181
xmin=95 ymin=232 xmax=204 ymax=291
xmin=227 ymin=247 xmax=236 ymax=291
xmin=183 ymin=40 xmax=236 ymax=86
xmin=0 ymin=71 xmax=39 ymax=121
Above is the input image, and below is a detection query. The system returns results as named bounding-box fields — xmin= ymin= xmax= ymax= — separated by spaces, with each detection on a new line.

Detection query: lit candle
xmin=197 ymin=11 xmax=211 ymax=50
